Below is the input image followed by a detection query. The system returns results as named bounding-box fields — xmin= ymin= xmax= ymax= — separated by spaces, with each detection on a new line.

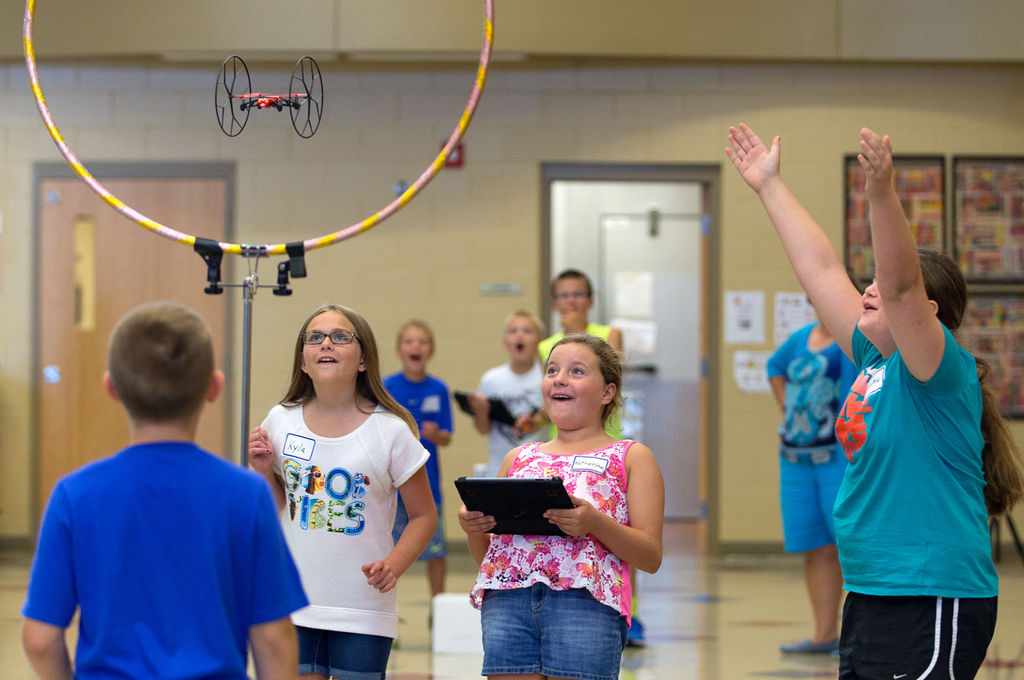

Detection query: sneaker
xmin=626 ymin=616 xmax=646 ymax=648
xmin=779 ymin=638 xmax=839 ymax=654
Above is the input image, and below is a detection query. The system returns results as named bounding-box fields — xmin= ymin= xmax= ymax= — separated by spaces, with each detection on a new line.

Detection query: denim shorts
xmin=391 ymin=496 xmax=446 ymax=560
xmin=295 ymin=625 xmax=392 ymax=680
xmin=480 ymin=584 xmax=627 ymax=680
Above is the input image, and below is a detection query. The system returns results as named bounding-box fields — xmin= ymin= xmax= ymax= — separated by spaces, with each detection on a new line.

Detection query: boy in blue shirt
xmin=384 ymin=319 xmax=453 ymax=599
xmin=22 ymin=302 xmax=308 ymax=680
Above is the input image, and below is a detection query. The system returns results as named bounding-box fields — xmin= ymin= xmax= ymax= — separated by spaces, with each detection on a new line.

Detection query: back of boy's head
xmin=551 ymin=269 xmax=593 ymax=298
xmin=108 ymin=302 xmax=214 ymax=423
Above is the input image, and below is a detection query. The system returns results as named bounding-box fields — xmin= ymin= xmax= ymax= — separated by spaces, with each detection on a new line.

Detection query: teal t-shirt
xmin=833 ymin=325 xmax=996 ymax=598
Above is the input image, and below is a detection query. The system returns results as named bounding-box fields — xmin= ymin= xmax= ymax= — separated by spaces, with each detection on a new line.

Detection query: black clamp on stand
xmin=194 ymin=237 xmax=225 ymax=295
xmin=274 ymin=241 xmax=308 ymax=296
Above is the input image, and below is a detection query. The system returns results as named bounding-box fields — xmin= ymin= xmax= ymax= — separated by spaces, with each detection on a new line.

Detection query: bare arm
xmin=249 ymin=616 xmax=298 ymax=680
xmin=727 ymin=124 xmax=863 ymax=358
xmin=467 ymin=393 xmax=492 ymax=435
xmin=607 ymin=327 xmax=624 ymax=353
xmin=858 ymin=128 xmax=946 ymax=380
xmin=363 ymin=467 xmax=436 ymax=592
xmin=22 ymin=619 xmax=72 ymax=680
xmin=544 ymin=444 xmax=665 ymax=573
xmin=769 ymin=375 xmax=786 ymax=412
xmin=421 ymin=422 xmax=452 ymax=447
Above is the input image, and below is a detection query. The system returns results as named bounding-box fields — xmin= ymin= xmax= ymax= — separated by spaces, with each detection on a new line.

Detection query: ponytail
xmin=976 ymin=357 xmax=1024 ymax=516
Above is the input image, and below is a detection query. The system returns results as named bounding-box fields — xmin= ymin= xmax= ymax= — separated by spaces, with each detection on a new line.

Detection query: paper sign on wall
xmin=614 ymin=271 xmax=654 ymax=319
xmin=733 ymin=350 xmax=771 ymax=393
xmin=724 ymin=291 xmax=764 ymax=344
xmin=774 ymin=292 xmax=817 ymax=345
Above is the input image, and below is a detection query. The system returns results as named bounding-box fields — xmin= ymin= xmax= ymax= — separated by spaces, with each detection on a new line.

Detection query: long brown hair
xmin=280 ymin=304 xmax=418 ymax=438
xmin=919 ymin=249 xmax=1024 ymax=515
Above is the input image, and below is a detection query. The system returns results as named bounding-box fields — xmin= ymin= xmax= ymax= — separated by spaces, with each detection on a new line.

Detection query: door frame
xmin=30 ymin=161 xmax=236 ymax=534
xmin=540 ymin=162 xmax=722 ymax=552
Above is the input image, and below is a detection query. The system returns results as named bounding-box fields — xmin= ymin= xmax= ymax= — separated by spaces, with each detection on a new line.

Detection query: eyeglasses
xmin=303 ymin=329 xmax=358 ymax=345
xmin=554 ymin=291 xmax=589 ymax=301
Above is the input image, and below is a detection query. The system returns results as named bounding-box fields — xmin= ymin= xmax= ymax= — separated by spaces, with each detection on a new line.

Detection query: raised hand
xmin=857 ymin=128 xmax=895 ymax=200
xmin=248 ymin=426 xmax=274 ymax=475
xmin=726 ymin=123 xmax=781 ymax=194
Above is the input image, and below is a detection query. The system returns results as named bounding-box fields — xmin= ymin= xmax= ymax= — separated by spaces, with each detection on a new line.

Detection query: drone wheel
xmin=215 ymin=55 xmax=251 ymax=137
xmin=289 ymin=56 xmax=324 ymax=138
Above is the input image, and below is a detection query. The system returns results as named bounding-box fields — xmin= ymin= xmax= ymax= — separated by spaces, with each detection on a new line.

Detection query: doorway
xmin=542 ymin=164 xmax=719 ymax=525
xmin=33 ymin=163 xmax=234 ymax=528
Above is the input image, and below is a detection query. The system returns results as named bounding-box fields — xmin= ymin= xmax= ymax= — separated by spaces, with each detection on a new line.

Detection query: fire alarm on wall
xmin=443 ymin=141 xmax=465 ymax=168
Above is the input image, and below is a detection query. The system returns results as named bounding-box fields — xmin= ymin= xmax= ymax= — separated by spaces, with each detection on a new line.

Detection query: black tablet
xmin=453 ymin=391 xmax=519 ymax=427
xmin=454 ymin=476 xmax=574 ymax=536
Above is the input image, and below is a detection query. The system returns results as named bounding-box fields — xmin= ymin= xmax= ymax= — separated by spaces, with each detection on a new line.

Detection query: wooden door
xmin=37 ymin=176 xmax=230 ymax=523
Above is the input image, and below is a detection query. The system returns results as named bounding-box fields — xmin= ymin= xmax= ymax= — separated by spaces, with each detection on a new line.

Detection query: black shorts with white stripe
xmin=838 ymin=591 xmax=997 ymax=680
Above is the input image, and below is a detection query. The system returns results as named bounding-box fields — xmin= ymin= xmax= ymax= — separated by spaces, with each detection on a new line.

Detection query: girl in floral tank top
xmin=469 ymin=439 xmax=633 ymax=618
xmin=459 ymin=335 xmax=665 ymax=680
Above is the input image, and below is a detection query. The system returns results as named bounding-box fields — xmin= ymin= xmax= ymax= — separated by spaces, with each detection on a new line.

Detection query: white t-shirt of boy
xmin=476 ymin=362 xmax=545 ymax=476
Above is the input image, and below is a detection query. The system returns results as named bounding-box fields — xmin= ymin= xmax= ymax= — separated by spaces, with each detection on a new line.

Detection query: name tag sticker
xmin=570 ymin=455 xmax=609 ymax=475
xmin=283 ymin=433 xmax=316 ymax=461
xmin=421 ymin=395 xmax=442 ymax=413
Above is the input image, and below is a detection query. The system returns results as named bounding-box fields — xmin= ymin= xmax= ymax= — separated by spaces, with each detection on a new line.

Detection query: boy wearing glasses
xmin=538 ymin=269 xmax=623 ymax=360
xmin=22 ymin=302 xmax=307 ymax=680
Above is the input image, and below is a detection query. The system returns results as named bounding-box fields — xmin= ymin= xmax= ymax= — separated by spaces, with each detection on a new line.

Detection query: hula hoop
xmin=23 ymin=0 xmax=494 ymax=256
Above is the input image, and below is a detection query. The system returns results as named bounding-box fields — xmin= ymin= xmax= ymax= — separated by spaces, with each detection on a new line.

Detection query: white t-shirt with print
xmin=262 ymin=404 xmax=428 ymax=637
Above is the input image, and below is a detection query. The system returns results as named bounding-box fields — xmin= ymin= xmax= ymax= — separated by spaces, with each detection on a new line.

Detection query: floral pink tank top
xmin=469 ymin=440 xmax=633 ymax=621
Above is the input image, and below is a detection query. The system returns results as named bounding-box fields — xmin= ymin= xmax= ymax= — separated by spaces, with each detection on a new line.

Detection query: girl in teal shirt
xmin=728 ymin=123 xmax=1024 ymax=679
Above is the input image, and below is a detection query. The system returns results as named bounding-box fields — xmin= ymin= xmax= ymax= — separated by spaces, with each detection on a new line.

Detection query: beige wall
xmin=8 ymin=0 xmax=1024 ymax=62
xmin=2 ymin=58 xmax=1023 ymax=551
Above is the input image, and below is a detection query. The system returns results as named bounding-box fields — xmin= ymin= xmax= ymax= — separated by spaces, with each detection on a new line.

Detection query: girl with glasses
xmin=249 ymin=303 xmax=436 ymax=680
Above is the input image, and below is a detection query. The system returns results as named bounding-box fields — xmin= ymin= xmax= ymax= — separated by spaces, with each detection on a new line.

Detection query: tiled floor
xmin=3 ymin=522 xmax=1023 ymax=678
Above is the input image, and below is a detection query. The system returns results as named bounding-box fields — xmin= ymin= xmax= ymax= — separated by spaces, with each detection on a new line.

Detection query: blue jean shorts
xmin=480 ymin=584 xmax=627 ymax=680
xmin=391 ymin=495 xmax=446 ymax=560
xmin=295 ymin=625 xmax=392 ymax=680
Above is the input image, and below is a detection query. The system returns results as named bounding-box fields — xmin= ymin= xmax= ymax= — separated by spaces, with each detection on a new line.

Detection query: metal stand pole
xmin=240 ymin=273 xmax=256 ymax=467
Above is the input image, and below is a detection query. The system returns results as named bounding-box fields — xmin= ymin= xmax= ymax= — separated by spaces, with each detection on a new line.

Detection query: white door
xmin=549 ymin=179 xmax=706 ymax=519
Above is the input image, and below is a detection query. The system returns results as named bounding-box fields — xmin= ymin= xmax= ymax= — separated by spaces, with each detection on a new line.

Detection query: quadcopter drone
xmin=215 ymin=55 xmax=324 ymax=138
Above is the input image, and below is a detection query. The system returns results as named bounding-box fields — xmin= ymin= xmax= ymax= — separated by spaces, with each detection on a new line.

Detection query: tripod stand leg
xmin=1003 ymin=515 xmax=1024 ymax=567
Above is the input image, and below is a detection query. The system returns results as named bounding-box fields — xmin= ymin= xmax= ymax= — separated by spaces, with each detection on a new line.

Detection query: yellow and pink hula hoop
xmin=23 ymin=0 xmax=494 ymax=256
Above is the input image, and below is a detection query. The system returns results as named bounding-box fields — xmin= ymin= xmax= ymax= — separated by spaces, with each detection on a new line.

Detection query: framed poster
xmin=953 ymin=157 xmax=1024 ymax=282
xmin=844 ymin=155 xmax=945 ymax=283
xmin=960 ymin=294 xmax=1024 ymax=418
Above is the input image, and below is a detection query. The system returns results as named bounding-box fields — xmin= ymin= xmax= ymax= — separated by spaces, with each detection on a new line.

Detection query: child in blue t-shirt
xmin=22 ymin=302 xmax=307 ymax=680
xmin=384 ymin=319 xmax=453 ymax=599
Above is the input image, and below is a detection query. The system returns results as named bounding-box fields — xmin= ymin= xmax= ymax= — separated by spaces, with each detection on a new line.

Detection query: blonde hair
xmin=395 ymin=319 xmax=435 ymax=353
xmin=280 ymin=304 xmax=418 ymax=438
xmin=505 ymin=309 xmax=545 ymax=337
